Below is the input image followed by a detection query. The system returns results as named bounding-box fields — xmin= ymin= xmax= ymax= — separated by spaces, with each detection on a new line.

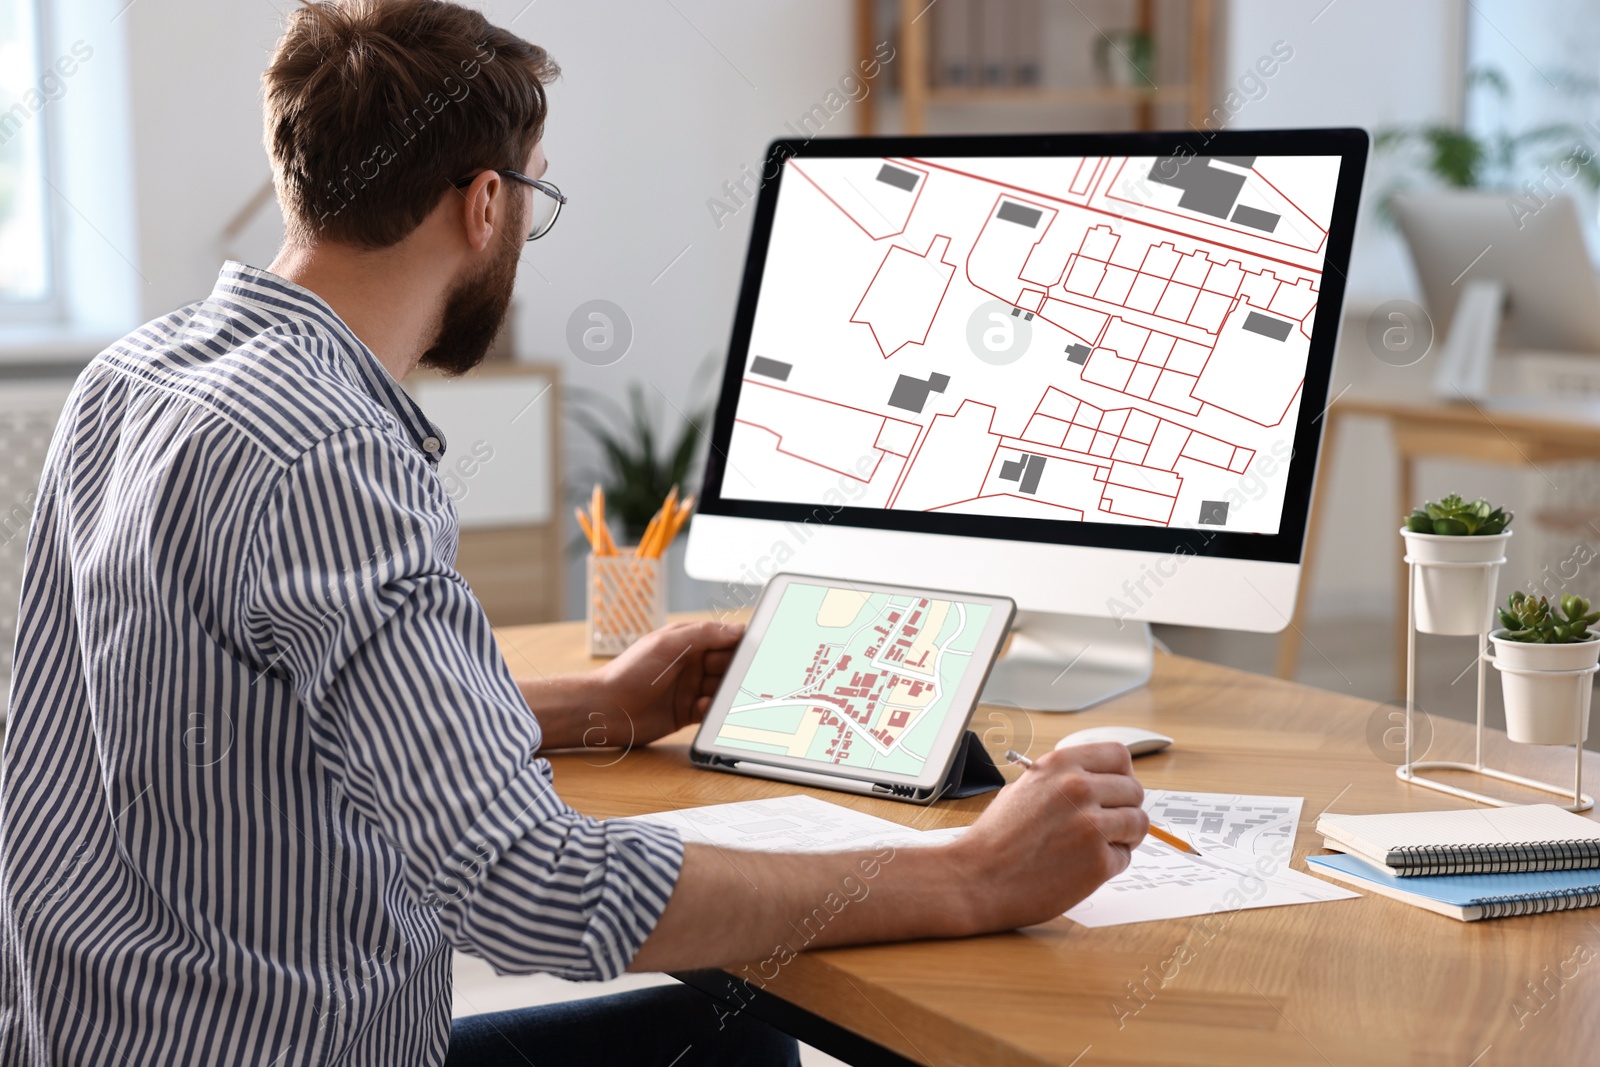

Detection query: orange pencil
xmin=1147 ymin=824 xmax=1200 ymax=856
xmin=590 ymin=485 xmax=614 ymax=556
xmin=667 ymin=495 xmax=695 ymax=543
xmin=635 ymin=514 xmax=662 ymax=560
xmin=644 ymin=493 xmax=690 ymax=559
xmin=575 ymin=507 xmax=597 ymax=550
xmin=634 ymin=492 xmax=665 ymax=560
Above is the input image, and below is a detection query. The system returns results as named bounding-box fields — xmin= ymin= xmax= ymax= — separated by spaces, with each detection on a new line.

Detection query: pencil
xmin=666 ymin=494 xmax=695 ymax=544
xmin=649 ymin=486 xmax=679 ymax=559
xmin=1001 ymin=750 xmax=1200 ymax=855
xmin=661 ymin=484 xmax=679 ymax=528
xmin=626 ymin=487 xmax=697 ymax=560
xmin=591 ymin=485 xmax=616 ymax=556
xmin=634 ymin=514 xmax=662 ymax=560
xmin=1147 ymin=824 xmax=1200 ymax=856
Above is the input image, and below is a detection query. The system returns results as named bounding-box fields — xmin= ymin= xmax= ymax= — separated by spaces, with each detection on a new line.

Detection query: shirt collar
xmin=212 ymin=261 xmax=448 ymax=465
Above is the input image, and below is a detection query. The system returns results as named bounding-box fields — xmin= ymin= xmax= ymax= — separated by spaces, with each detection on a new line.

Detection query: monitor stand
xmin=980 ymin=611 xmax=1153 ymax=712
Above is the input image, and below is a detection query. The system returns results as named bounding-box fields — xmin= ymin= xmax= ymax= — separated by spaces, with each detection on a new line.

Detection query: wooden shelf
xmin=859 ymin=0 xmax=1214 ymax=135
xmin=926 ymin=84 xmax=1192 ymax=108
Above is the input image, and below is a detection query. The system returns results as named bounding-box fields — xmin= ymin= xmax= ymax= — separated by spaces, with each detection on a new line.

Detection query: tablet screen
xmin=712 ymin=580 xmax=997 ymax=779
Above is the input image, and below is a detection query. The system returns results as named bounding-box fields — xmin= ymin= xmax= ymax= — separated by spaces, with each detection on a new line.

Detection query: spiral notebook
xmin=1306 ymin=853 xmax=1600 ymax=922
xmin=1317 ymin=804 xmax=1600 ymax=877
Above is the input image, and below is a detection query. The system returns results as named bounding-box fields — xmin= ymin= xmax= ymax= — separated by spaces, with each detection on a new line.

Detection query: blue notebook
xmin=1307 ymin=852 xmax=1600 ymax=921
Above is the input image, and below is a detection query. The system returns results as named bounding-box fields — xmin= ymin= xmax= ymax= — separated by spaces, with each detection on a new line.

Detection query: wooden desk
xmin=498 ymin=618 xmax=1600 ymax=1067
xmin=1278 ymin=395 xmax=1600 ymax=686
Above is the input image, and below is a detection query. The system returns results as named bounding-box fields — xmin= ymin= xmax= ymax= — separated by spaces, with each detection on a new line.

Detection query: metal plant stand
xmin=1397 ymin=552 xmax=1593 ymax=813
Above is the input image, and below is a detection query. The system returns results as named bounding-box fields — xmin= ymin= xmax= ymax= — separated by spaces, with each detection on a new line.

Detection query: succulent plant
xmin=1497 ymin=591 xmax=1600 ymax=644
xmin=1404 ymin=493 xmax=1512 ymax=536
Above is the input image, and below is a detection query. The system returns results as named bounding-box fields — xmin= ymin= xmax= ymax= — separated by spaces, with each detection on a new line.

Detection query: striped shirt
xmin=0 ymin=262 xmax=684 ymax=1065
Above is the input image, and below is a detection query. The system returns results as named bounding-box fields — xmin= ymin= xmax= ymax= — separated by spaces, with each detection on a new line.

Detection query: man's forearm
xmin=628 ymin=742 xmax=1151 ymax=971
xmin=516 ymin=675 xmax=615 ymax=750
xmin=628 ymin=842 xmax=980 ymax=972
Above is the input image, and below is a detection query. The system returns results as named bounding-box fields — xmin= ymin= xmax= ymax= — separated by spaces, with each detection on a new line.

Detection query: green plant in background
xmin=568 ymin=382 xmax=705 ymax=543
xmin=1404 ymin=493 xmax=1512 ymax=536
xmin=1497 ymin=591 xmax=1600 ymax=644
xmin=1093 ymin=30 xmax=1154 ymax=89
xmin=1372 ymin=67 xmax=1600 ymax=222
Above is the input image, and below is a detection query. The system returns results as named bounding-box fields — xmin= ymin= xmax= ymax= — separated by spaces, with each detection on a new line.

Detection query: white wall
xmin=122 ymin=0 xmax=289 ymax=319
xmin=1224 ymin=0 xmax=1489 ymax=619
xmin=511 ymin=0 xmax=855 ymax=406
xmin=93 ymin=0 xmax=1508 ymax=622
xmin=120 ymin=0 xmax=855 ymax=396
xmin=108 ymin=0 xmax=858 ymax=615
xmin=1224 ymin=0 xmax=1465 ymax=304
xmin=494 ymin=0 xmax=858 ymax=613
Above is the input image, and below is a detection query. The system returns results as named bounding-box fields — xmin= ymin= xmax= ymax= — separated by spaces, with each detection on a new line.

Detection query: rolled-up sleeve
xmin=243 ymin=426 xmax=683 ymax=980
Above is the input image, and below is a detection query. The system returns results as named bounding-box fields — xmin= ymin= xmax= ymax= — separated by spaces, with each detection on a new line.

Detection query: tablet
xmin=691 ymin=574 xmax=1016 ymax=803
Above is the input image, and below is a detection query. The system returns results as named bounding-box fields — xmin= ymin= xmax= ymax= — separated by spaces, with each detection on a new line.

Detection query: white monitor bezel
xmin=688 ymin=129 xmax=1369 ymax=613
xmin=688 ymin=514 xmax=1300 ymax=630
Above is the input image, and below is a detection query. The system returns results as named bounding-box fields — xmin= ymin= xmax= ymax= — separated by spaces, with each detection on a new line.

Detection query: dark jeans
xmin=445 ymin=981 xmax=802 ymax=1066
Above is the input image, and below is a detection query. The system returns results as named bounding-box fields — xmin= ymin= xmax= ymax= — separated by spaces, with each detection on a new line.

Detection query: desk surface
xmin=1337 ymin=393 xmax=1600 ymax=433
xmin=497 ymin=619 xmax=1600 ymax=1067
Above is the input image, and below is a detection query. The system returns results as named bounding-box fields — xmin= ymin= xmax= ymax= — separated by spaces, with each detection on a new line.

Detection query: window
xmin=1465 ymin=3 xmax=1600 ymax=223
xmin=0 ymin=0 xmax=55 ymax=317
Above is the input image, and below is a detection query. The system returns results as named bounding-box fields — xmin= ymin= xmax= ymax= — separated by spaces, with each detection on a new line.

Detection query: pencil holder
xmin=586 ymin=552 xmax=666 ymax=657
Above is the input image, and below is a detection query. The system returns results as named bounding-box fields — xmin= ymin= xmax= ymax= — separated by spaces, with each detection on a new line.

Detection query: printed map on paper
xmin=1064 ymin=790 xmax=1357 ymax=928
xmin=724 ymin=154 xmax=1341 ymax=534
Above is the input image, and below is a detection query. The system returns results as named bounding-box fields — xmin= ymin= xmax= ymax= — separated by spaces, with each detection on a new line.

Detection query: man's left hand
xmin=595 ymin=619 xmax=745 ymax=747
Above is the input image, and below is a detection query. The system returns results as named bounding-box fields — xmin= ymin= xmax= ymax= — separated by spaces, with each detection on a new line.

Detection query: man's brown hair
xmin=264 ymin=0 xmax=558 ymax=248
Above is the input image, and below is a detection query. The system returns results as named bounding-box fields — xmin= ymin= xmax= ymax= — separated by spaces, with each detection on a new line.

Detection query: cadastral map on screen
xmin=724 ymin=153 xmax=1340 ymax=534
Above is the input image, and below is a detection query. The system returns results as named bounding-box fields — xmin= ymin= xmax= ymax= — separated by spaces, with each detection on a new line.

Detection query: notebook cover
xmin=1307 ymin=852 xmax=1600 ymax=906
xmin=1318 ymin=805 xmax=1600 ymax=875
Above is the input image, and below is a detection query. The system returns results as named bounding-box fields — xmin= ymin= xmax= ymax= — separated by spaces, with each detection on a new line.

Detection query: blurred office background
xmin=12 ymin=2 xmax=1600 ymax=1057
xmin=5 ymin=0 xmax=1600 ymax=729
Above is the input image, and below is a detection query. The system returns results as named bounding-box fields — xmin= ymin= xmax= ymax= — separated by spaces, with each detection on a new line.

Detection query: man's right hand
xmin=630 ymin=741 xmax=1149 ymax=972
xmin=944 ymin=742 xmax=1149 ymax=933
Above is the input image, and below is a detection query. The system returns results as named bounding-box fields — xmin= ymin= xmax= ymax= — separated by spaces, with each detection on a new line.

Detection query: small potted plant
xmin=1491 ymin=592 xmax=1600 ymax=745
xmin=1093 ymin=29 xmax=1155 ymax=89
xmin=1401 ymin=494 xmax=1513 ymax=635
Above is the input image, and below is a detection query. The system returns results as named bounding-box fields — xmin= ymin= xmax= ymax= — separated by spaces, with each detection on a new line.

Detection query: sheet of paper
xmin=1064 ymin=790 xmax=1357 ymax=928
xmin=620 ymin=793 xmax=934 ymax=853
xmin=621 ymin=790 xmax=1356 ymax=930
xmin=1143 ymin=790 xmax=1302 ymax=857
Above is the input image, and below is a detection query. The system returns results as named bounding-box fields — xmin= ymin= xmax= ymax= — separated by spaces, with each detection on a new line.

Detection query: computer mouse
xmin=1055 ymin=725 xmax=1173 ymax=756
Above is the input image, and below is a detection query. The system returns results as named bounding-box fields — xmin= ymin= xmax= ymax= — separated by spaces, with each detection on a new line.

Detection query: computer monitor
xmin=686 ymin=129 xmax=1369 ymax=710
xmin=1392 ymin=191 xmax=1600 ymax=400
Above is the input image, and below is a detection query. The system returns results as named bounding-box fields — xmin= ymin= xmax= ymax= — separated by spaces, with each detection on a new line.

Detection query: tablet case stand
xmin=941 ymin=730 xmax=1006 ymax=799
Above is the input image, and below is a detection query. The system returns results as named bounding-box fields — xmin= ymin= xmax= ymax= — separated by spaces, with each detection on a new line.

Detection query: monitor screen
xmin=700 ymin=133 xmax=1365 ymax=564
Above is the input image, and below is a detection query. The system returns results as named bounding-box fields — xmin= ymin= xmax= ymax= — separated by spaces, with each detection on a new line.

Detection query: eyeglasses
xmin=450 ymin=168 xmax=567 ymax=242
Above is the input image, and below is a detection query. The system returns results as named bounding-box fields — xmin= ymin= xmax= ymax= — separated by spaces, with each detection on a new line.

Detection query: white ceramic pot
xmin=1400 ymin=528 xmax=1511 ymax=636
xmin=1490 ymin=631 xmax=1599 ymax=745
